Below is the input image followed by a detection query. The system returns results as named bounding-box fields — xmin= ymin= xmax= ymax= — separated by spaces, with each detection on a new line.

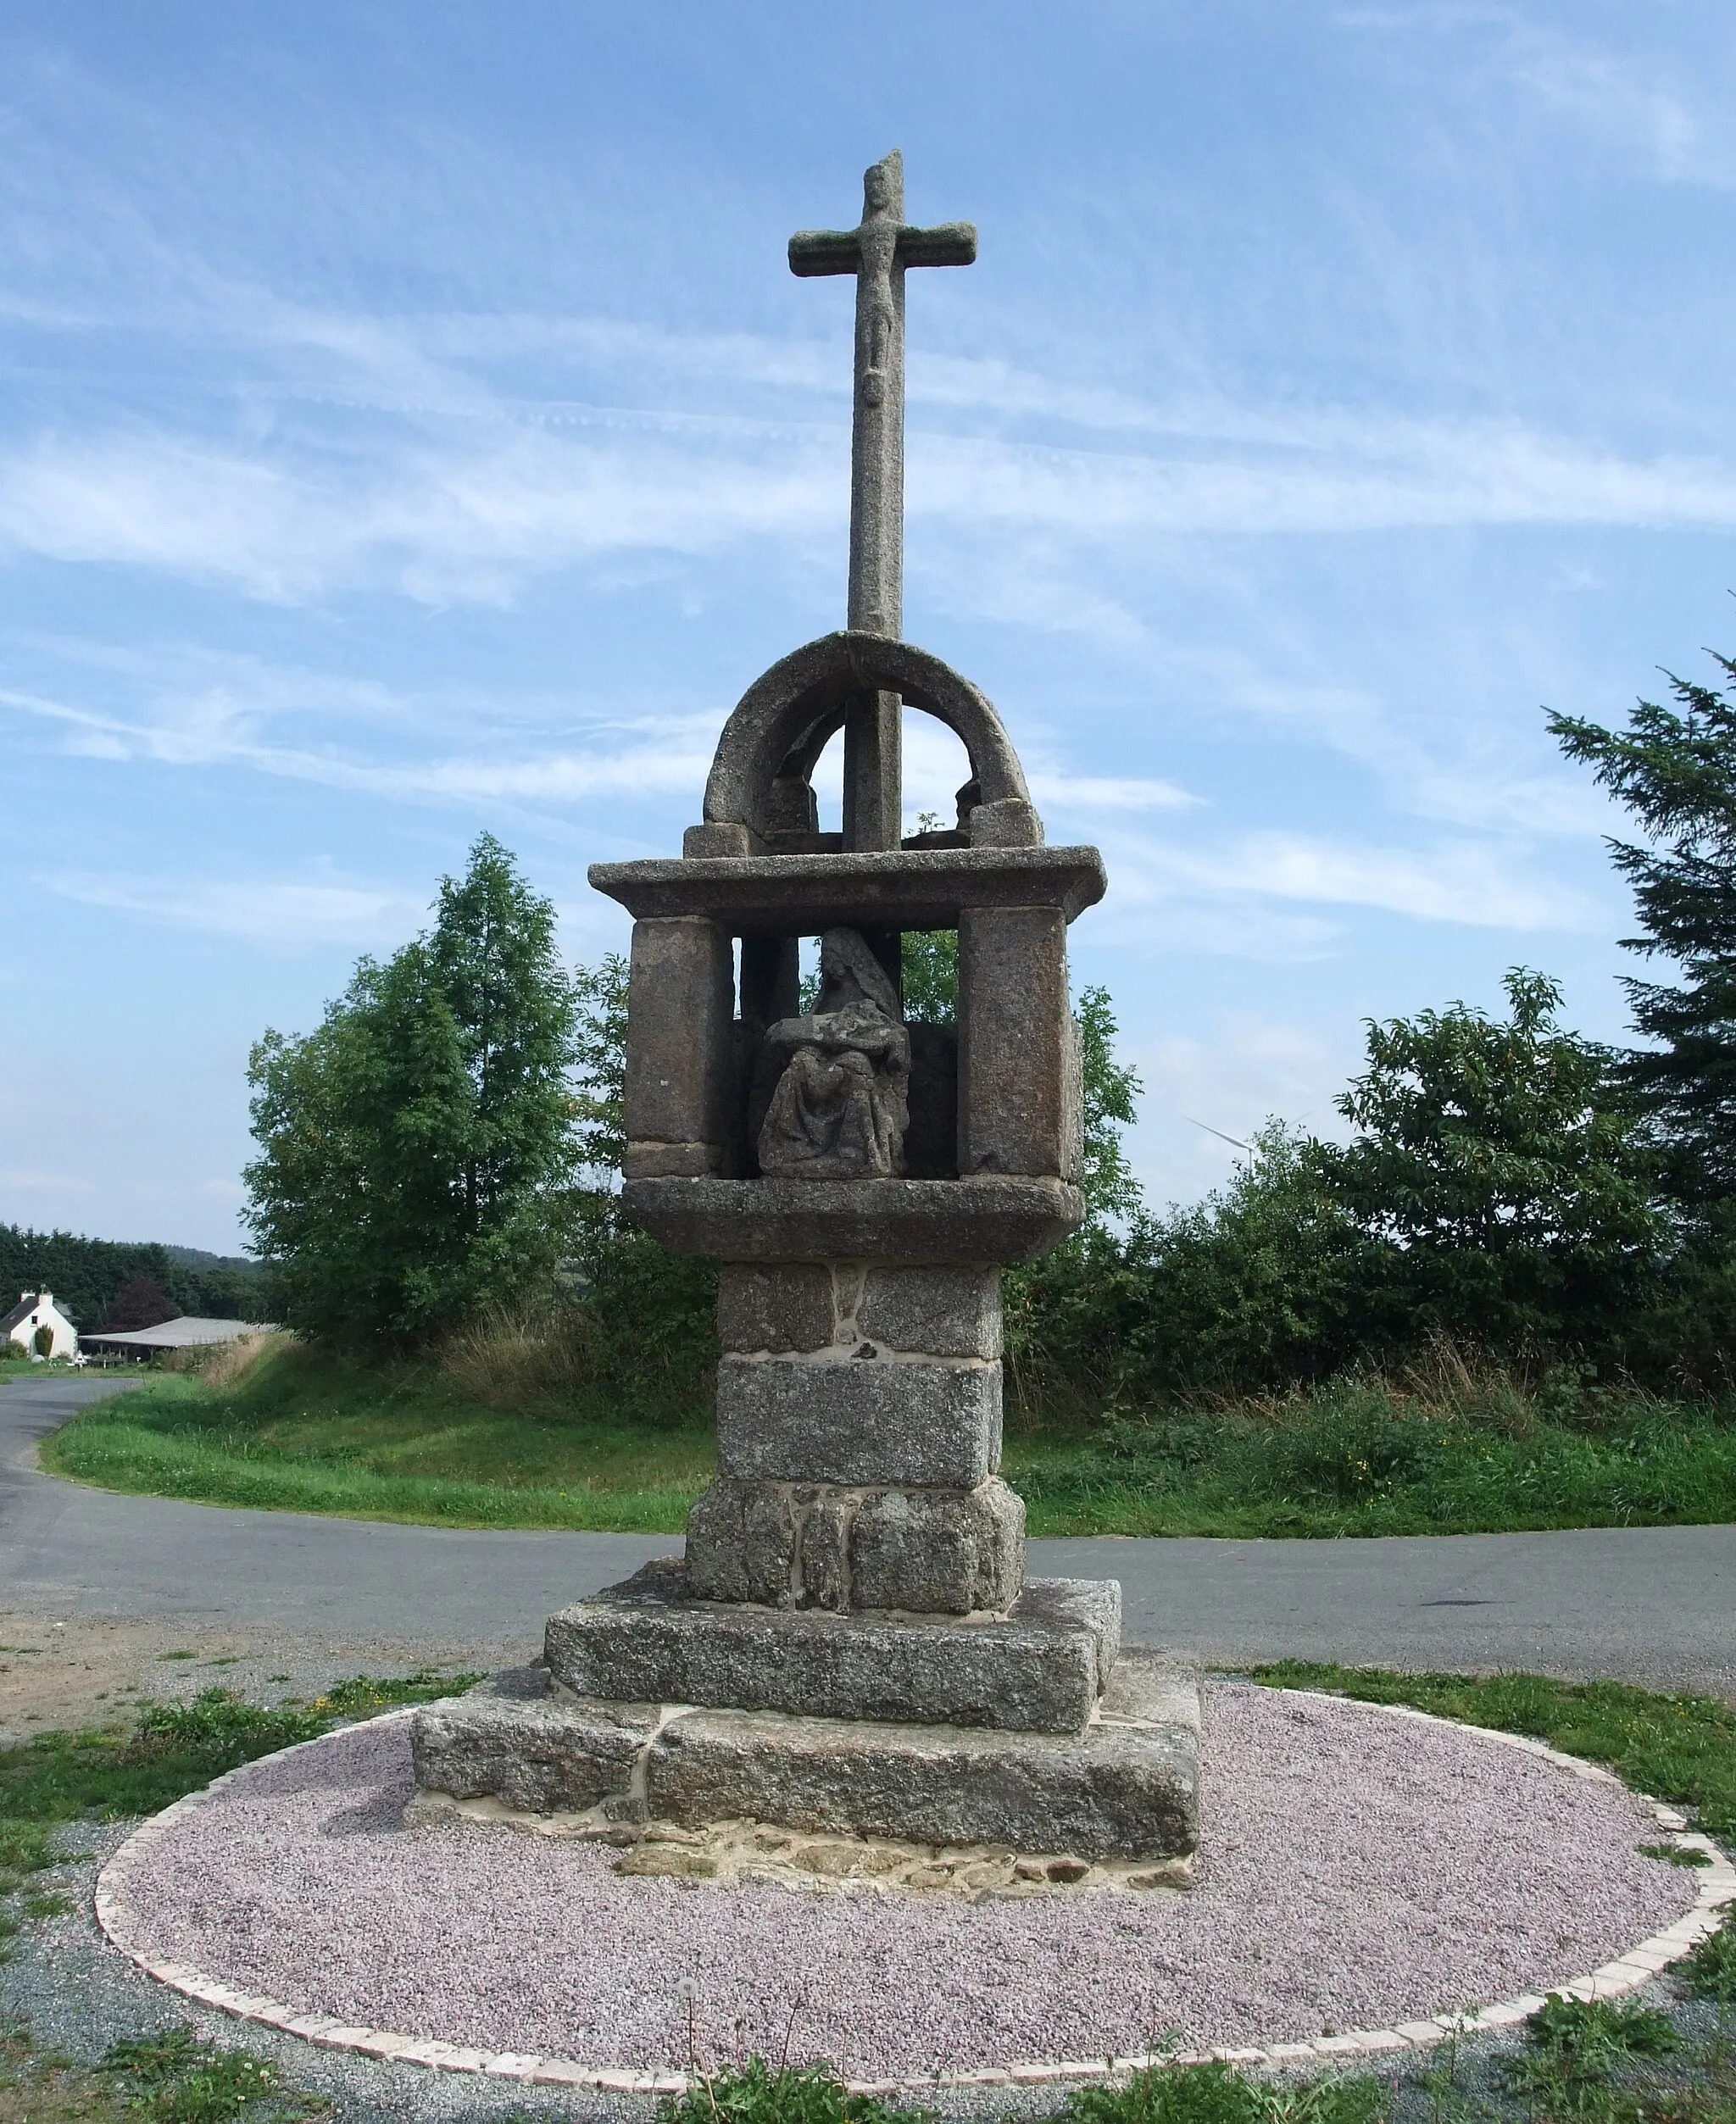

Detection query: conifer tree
xmin=1550 ymin=656 xmax=1736 ymax=1200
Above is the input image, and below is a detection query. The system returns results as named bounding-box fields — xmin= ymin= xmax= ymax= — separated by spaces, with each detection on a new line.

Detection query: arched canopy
xmin=704 ymin=632 xmax=1032 ymax=838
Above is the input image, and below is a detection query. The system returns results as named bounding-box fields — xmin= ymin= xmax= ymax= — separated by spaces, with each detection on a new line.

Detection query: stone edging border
xmin=93 ymin=1690 xmax=1736 ymax=2097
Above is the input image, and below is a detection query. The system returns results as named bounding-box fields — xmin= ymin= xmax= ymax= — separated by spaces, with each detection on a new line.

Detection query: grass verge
xmin=0 ymin=1672 xmax=477 ymax=2121
xmin=31 ymin=1335 xmax=1736 ymax=1537
xmin=39 ymin=1343 xmax=713 ymax=1534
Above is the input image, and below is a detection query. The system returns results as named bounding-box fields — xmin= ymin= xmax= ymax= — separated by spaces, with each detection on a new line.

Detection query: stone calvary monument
xmin=412 ymin=153 xmax=1201 ymax=1877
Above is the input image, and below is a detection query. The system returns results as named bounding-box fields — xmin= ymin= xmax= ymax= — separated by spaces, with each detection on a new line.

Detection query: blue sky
xmin=5 ymin=1 xmax=1736 ymax=1251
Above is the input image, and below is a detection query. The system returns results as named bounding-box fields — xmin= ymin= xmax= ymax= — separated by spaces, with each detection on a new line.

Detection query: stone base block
xmin=543 ymin=1560 xmax=1119 ymax=1735
xmin=409 ymin=1652 xmax=1199 ymax=1864
xmin=650 ymin=1654 xmax=1197 ymax=1860
xmin=409 ymin=1678 xmax=657 ymax=1815
xmin=685 ymin=1475 xmax=1025 ymax=1614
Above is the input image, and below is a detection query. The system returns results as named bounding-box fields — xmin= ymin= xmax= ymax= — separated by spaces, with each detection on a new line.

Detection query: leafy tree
xmin=899 ymin=929 xmax=959 ymax=1024
xmin=1550 ymin=656 xmax=1736 ymax=1201
xmin=245 ymin=837 xmax=580 ymax=1346
xmin=1077 ymin=984 xmax=1143 ymax=1224
xmin=101 ymin=1276 xmax=178 ymax=1332
xmin=1009 ymin=1123 xmax=1377 ymax=1409
xmin=1314 ymin=969 xmax=1667 ymax=1351
xmin=572 ymin=951 xmax=629 ymax=1181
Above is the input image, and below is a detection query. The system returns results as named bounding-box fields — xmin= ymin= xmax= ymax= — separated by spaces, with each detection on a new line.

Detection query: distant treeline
xmin=0 ymin=1226 xmax=273 ymax=1331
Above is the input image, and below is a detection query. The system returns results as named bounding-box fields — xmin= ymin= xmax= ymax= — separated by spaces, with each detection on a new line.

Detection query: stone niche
xmin=410 ymin=626 xmax=1199 ymax=1871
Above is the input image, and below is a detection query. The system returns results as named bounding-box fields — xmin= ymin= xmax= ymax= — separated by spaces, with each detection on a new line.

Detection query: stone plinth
xmin=410 ymin=1649 xmax=1199 ymax=1864
xmin=545 ymin=1564 xmax=1119 ymax=1736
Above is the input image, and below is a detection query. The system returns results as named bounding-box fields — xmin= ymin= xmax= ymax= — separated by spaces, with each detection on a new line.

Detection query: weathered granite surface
xmin=409 ymin=1650 xmax=1199 ymax=1863
xmin=684 ymin=1474 xmax=1025 ymax=1614
xmin=717 ymin=1261 xmax=1000 ymax=1359
xmin=542 ymin=1562 xmax=1120 ymax=1735
xmin=409 ymin=1681 xmax=656 ymax=1815
xmin=716 ymin=1354 xmax=1000 ymax=1487
xmin=648 ymin=1652 xmax=1198 ymax=1860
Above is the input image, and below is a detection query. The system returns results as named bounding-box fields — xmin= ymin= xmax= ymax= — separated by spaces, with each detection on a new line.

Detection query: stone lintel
xmin=587 ymin=844 xmax=1106 ymax=932
xmin=623 ymin=1175 xmax=1084 ymax=1264
xmin=542 ymin=1562 xmax=1121 ymax=1735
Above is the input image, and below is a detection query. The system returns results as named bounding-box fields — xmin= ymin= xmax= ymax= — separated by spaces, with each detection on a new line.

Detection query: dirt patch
xmin=0 ymin=1610 xmax=504 ymax=1743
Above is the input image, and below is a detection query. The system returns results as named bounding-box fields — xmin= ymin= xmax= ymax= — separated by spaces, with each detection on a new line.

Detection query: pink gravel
xmin=101 ymin=1682 xmax=1696 ymax=2080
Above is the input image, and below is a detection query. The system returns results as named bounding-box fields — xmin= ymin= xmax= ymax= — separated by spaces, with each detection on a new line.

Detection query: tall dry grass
xmin=161 ymin=1329 xmax=293 ymax=1388
xmin=437 ymin=1304 xmax=604 ymax=1409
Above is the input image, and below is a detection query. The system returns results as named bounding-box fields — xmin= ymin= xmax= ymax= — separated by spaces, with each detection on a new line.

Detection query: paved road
xmin=5 ymin=1376 xmax=1732 ymax=1694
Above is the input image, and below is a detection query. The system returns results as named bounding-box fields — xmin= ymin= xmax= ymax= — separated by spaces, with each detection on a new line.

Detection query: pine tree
xmin=1550 ymin=655 xmax=1736 ymax=1200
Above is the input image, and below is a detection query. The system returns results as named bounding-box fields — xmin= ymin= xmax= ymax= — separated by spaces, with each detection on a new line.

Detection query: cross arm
xmin=788 ymin=221 xmax=979 ymax=277
xmin=898 ymin=222 xmax=976 ymax=269
xmin=788 ymin=229 xmax=863 ymax=277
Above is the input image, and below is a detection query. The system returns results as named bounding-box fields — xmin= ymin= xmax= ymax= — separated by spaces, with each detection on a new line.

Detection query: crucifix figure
xmin=790 ymin=151 xmax=975 ymax=852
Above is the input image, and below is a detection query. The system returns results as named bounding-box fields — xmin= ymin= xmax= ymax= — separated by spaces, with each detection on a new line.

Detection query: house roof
xmin=1 ymin=1297 xmax=41 ymax=1337
xmin=80 ymin=1316 xmax=275 ymax=1351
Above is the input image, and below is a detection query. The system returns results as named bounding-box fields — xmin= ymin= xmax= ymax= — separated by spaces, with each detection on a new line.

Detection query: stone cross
xmin=790 ymin=151 xmax=975 ymax=852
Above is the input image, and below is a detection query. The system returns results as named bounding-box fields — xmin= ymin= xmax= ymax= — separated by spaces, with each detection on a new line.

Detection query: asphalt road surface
xmin=4 ymin=1375 xmax=1732 ymax=1695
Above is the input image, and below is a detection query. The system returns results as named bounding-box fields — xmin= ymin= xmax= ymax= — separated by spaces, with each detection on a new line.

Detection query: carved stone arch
xmin=704 ymin=631 xmax=1032 ymax=839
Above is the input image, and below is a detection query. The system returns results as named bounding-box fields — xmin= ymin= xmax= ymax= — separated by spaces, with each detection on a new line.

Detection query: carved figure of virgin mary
xmin=757 ymin=927 xmax=911 ymax=1179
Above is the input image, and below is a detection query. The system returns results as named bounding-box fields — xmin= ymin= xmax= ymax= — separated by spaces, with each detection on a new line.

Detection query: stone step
xmin=410 ymin=1651 xmax=1199 ymax=1864
xmin=542 ymin=1562 xmax=1120 ymax=1736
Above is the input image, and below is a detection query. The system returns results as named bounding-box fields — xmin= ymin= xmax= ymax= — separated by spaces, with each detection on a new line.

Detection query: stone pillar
xmin=685 ymin=1262 xmax=1025 ymax=1615
xmin=621 ymin=916 xmax=736 ymax=1179
xmin=957 ymin=904 xmax=1080 ymax=1181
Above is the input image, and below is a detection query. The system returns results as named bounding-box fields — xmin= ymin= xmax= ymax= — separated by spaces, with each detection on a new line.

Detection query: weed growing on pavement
xmin=1500 ymin=1993 xmax=1679 ymax=2116
xmin=1242 ymin=1664 xmax=1736 ymax=1839
xmin=1686 ymin=1915 xmax=1736 ymax=2003
xmin=303 ymin=1671 xmax=480 ymax=1716
xmin=1061 ymin=2060 xmax=1386 ymax=2124
xmin=1640 ymin=1843 xmax=1715 ymax=1866
xmin=655 ymin=2057 xmax=918 ymax=2124
xmin=96 ymin=2025 xmax=322 ymax=2121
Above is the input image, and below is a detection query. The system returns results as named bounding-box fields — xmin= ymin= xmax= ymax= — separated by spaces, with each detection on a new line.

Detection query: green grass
xmin=33 ymin=1338 xmax=1736 ymax=1538
xmin=1007 ymin=1381 xmax=1736 ymax=1537
xmin=39 ymin=1344 xmax=714 ymax=1533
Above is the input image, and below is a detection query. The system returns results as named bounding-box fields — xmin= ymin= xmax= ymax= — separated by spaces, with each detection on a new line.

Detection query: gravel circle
xmin=100 ymin=1681 xmax=1696 ymax=2082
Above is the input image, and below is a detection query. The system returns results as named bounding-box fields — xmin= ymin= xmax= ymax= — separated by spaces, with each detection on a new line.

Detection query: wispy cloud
xmin=1113 ymin=829 xmax=1590 ymax=932
xmin=7 ymin=404 xmax=1736 ymax=610
xmin=1030 ymin=772 xmax=1198 ymax=815
xmin=0 ymin=659 xmax=716 ymax=818
xmin=42 ymin=871 xmax=427 ymax=948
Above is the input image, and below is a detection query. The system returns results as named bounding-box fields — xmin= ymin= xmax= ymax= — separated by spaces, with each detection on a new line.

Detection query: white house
xmin=3 ymin=1290 xmax=79 ymax=1360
